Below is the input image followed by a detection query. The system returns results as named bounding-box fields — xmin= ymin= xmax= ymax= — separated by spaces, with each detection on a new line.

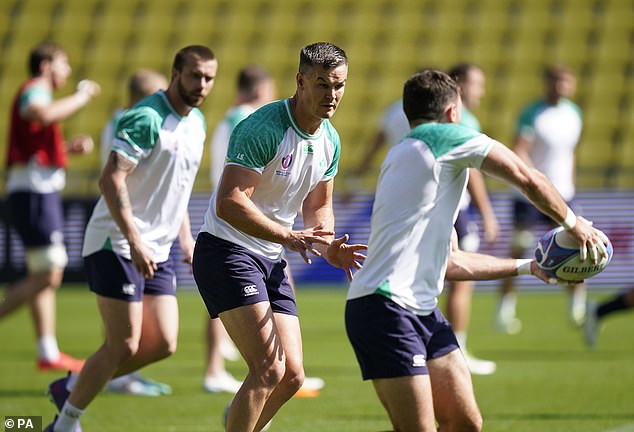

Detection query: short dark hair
xmin=173 ymin=45 xmax=216 ymax=71
xmin=448 ymin=63 xmax=480 ymax=84
xmin=402 ymin=69 xmax=460 ymax=123
xmin=237 ymin=65 xmax=271 ymax=93
xmin=543 ymin=64 xmax=574 ymax=82
xmin=299 ymin=42 xmax=348 ymax=74
xmin=29 ymin=42 xmax=65 ymax=77
xmin=128 ymin=69 xmax=166 ymax=104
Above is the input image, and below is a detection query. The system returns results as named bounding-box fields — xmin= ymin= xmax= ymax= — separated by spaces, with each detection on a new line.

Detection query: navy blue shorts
xmin=513 ymin=199 xmax=576 ymax=229
xmin=454 ymin=206 xmax=481 ymax=252
xmin=345 ymin=294 xmax=459 ymax=380
xmin=455 ymin=206 xmax=479 ymax=236
xmin=84 ymin=250 xmax=176 ymax=302
xmin=512 ymin=199 xmax=553 ymax=229
xmin=7 ymin=191 xmax=64 ymax=247
xmin=192 ymin=232 xmax=296 ymax=319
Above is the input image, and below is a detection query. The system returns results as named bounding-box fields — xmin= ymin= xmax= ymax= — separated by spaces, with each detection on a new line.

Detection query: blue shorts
xmin=192 ymin=232 xmax=296 ymax=319
xmin=512 ymin=199 xmax=553 ymax=229
xmin=84 ymin=250 xmax=176 ymax=302
xmin=513 ymin=199 xmax=576 ymax=229
xmin=454 ymin=206 xmax=480 ymax=251
xmin=7 ymin=191 xmax=64 ymax=247
xmin=345 ymin=294 xmax=459 ymax=380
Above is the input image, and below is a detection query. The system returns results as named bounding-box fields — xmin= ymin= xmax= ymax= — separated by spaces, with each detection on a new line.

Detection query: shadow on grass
xmin=0 ymin=389 xmax=48 ymax=398
xmin=487 ymin=413 xmax=634 ymax=421
xmin=478 ymin=349 xmax=625 ymax=362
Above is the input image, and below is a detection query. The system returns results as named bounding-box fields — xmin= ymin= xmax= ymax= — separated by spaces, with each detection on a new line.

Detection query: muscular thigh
xmin=427 ymin=349 xmax=479 ymax=425
xmin=219 ymin=302 xmax=282 ymax=369
xmin=142 ymin=294 xmax=179 ymax=344
xmin=96 ymin=295 xmax=144 ymax=343
xmin=272 ymin=312 xmax=303 ymax=374
xmin=372 ymin=375 xmax=437 ymax=432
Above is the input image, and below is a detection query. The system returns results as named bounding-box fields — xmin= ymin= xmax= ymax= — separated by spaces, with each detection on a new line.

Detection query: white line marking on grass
xmin=603 ymin=423 xmax=634 ymax=432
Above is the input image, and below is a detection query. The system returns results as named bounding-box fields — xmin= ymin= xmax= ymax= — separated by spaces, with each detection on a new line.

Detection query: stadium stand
xmin=0 ymin=0 xmax=632 ymax=193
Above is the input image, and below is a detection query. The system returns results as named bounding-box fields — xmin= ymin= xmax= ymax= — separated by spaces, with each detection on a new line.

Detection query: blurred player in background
xmin=99 ymin=68 xmax=172 ymax=396
xmin=209 ymin=65 xmax=276 ymax=190
xmin=445 ymin=63 xmax=499 ymax=375
xmin=495 ymin=65 xmax=584 ymax=334
xmin=44 ymin=45 xmax=218 ymax=432
xmin=348 ymin=67 xmax=438 ymax=188
xmin=99 ymin=69 xmax=167 ymax=167
xmin=0 ymin=42 xmax=100 ymax=372
xmin=349 ymin=97 xmax=409 ymax=184
xmin=583 ymin=287 xmax=634 ymax=347
xmin=344 ymin=69 xmax=606 ymax=432
xmin=193 ymin=42 xmax=365 ymax=432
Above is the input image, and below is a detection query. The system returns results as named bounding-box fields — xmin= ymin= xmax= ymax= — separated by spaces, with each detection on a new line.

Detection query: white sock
xmin=455 ymin=331 xmax=467 ymax=351
xmin=499 ymin=294 xmax=517 ymax=317
xmin=54 ymin=401 xmax=84 ymax=432
xmin=38 ymin=336 xmax=60 ymax=361
xmin=570 ymin=286 xmax=587 ymax=307
xmin=65 ymin=373 xmax=78 ymax=392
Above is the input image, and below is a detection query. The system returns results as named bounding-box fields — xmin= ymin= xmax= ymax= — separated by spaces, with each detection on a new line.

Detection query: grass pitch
xmin=1 ymin=285 xmax=633 ymax=431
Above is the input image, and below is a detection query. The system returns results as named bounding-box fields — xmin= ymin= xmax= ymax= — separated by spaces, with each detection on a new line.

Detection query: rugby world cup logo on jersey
xmin=275 ymin=152 xmax=293 ymax=177
xmin=281 ymin=153 xmax=293 ymax=169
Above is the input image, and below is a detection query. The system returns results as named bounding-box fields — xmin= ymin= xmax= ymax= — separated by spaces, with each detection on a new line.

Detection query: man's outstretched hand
xmin=325 ymin=234 xmax=367 ymax=282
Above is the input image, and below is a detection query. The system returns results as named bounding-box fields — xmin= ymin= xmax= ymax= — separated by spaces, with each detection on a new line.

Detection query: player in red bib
xmin=0 ymin=42 xmax=100 ymax=372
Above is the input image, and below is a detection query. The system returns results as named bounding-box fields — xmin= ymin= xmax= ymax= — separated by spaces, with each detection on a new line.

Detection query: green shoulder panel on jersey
xmin=226 ymin=100 xmax=289 ymax=169
xmin=407 ymin=123 xmax=482 ymax=158
xmin=323 ymin=120 xmax=341 ymax=177
xmin=517 ymin=100 xmax=545 ymax=132
xmin=115 ymin=92 xmax=172 ymax=154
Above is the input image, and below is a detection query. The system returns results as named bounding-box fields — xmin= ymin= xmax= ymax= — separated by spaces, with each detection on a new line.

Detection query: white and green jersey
xmin=83 ymin=91 xmax=206 ymax=262
xmin=210 ymin=104 xmax=255 ymax=188
xmin=200 ymin=98 xmax=340 ymax=260
xmin=100 ymin=108 xmax=125 ymax=168
xmin=347 ymin=123 xmax=494 ymax=315
xmin=460 ymin=107 xmax=481 ymax=133
xmin=380 ymin=99 xmax=410 ymax=148
xmin=515 ymin=98 xmax=582 ymax=201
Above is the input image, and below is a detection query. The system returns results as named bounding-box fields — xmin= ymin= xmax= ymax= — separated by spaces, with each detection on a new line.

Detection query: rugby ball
xmin=534 ymin=227 xmax=613 ymax=281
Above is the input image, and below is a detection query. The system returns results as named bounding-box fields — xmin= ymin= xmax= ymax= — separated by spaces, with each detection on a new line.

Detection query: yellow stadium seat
xmin=614 ymin=123 xmax=634 ymax=188
xmin=1 ymin=0 xmax=632 ymax=192
xmin=577 ymin=125 xmax=617 ymax=169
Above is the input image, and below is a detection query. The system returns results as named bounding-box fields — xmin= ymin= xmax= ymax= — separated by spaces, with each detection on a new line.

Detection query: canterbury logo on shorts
xmin=242 ymin=285 xmax=259 ymax=297
xmin=412 ymin=354 xmax=426 ymax=367
xmin=122 ymin=283 xmax=136 ymax=296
